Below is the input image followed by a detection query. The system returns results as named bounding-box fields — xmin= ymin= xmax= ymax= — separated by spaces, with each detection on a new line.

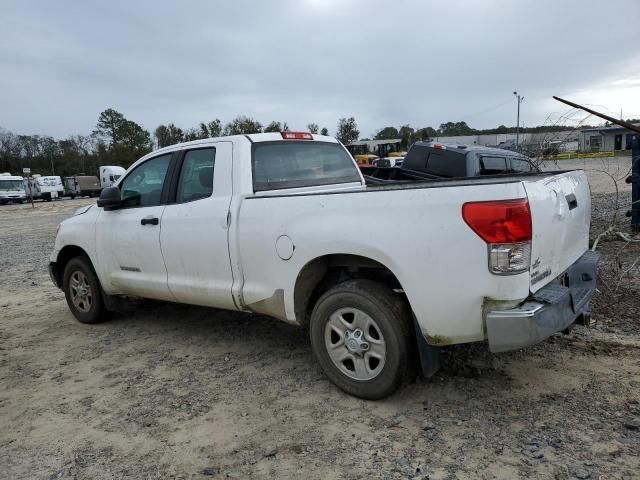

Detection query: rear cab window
xmin=252 ymin=141 xmax=361 ymax=192
xmin=479 ymin=156 xmax=508 ymax=175
xmin=402 ymin=145 xmax=467 ymax=177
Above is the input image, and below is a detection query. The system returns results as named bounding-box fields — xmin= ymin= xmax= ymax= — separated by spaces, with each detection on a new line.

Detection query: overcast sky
xmin=2 ymin=0 xmax=640 ymax=139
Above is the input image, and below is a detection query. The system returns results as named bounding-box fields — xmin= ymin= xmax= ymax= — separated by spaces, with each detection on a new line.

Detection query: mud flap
xmin=413 ymin=315 xmax=441 ymax=378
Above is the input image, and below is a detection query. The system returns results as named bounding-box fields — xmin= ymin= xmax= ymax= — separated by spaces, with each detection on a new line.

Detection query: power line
xmin=457 ymin=98 xmax=515 ymax=121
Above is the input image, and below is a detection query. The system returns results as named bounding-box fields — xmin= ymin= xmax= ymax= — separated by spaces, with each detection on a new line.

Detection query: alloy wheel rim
xmin=70 ymin=270 xmax=92 ymax=313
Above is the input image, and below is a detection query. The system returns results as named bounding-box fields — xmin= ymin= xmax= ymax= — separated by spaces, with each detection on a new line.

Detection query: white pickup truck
xmin=49 ymin=132 xmax=598 ymax=399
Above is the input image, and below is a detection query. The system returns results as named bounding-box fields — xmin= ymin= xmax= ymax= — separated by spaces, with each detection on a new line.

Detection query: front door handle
xmin=141 ymin=216 xmax=159 ymax=226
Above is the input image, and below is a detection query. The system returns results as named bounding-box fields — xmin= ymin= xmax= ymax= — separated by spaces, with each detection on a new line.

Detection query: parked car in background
xmin=28 ymin=175 xmax=65 ymax=201
xmin=63 ymin=175 xmax=101 ymax=198
xmin=361 ymin=142 xmax=539 ymax=183
xmin=49 ymin=132 xmax=597 ymax=399
xmin=99 ymin=166 xmax=126 ymax=189
xmin=0 ymin=173 xmax=27 ymax=204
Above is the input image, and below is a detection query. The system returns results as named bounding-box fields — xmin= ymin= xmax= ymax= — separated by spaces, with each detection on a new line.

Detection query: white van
xmin=99 ymin=166 xmax=126 ymax=189
xmin=0 ymin=173 xmax=27 ymax=204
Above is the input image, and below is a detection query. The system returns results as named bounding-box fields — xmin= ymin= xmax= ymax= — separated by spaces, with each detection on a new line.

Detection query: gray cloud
xmin=2 ymin=0 xmax=639 ymax=139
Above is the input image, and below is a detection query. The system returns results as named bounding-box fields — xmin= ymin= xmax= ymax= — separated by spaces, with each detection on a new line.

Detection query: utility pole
xmin=513 ymin=91 xmax=524 ymax=150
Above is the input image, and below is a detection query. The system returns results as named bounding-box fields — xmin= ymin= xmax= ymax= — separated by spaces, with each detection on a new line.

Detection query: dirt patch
xmin=1 ymin=194 xmax=639 ymax=479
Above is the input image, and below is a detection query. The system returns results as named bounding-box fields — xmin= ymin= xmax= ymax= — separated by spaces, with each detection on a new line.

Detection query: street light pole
xmin=513 ymin=91 xmax=524 ymax=150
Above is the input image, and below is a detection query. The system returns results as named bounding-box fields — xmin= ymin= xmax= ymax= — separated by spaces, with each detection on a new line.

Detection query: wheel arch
xmin=53 ymin=245 xmax=93 ymax=286
xmin=293 ymin=253 xmax=411 ymax=327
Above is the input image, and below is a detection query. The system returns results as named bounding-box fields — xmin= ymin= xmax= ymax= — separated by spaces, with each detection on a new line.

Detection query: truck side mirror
xmin=97 ymin=186 xmax=122 ymax=210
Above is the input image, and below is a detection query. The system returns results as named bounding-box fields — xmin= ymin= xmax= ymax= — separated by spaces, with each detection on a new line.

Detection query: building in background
xmin=431 ymin=131 xmax=580 ymax=155
xmin=579 ymin=124 xmax=640 ymax=153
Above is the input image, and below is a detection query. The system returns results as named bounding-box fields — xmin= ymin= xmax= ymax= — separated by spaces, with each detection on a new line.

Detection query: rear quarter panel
xmin=237 ymin=182 xmax=531 ymax=344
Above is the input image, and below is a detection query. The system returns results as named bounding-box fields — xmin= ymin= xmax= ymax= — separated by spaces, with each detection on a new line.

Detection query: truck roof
xmin=414 ymin=141 xmax=528 ymax=158
xmin=0 ymin=175 xmax=24 ymax=180
xmin=142 ymin=133 xmax=339 ymax=163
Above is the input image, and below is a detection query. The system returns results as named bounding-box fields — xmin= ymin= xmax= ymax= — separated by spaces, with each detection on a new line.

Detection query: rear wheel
xmin=63 ymin=256 xmax=109 ymax=324
xmin=310 ymin=280 xmax=412 ymax=400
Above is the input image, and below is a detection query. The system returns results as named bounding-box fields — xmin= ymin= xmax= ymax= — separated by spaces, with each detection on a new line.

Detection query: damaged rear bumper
xmin=486 ymin=250 xmax=599 ymax=353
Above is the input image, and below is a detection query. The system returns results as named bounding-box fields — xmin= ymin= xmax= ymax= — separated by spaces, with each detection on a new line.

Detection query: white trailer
xmin=30 ymin=175 xmax=65 ymax=201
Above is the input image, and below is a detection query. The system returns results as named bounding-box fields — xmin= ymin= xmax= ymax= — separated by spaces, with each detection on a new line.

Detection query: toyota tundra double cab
xmin=49 ymin=132 xmax=598 ymax=399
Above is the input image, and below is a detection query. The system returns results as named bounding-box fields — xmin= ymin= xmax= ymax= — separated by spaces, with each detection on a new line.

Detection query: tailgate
xmin=523 ymin=171 xmax=591 ymax=293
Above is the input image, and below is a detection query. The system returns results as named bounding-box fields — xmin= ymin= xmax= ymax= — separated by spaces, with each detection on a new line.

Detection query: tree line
xmin=0 ymin=108 xmax=605 ymax=177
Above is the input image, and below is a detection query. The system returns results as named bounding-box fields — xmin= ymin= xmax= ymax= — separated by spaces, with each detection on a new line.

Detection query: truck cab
xmin=401 ymin=142 xmax=537 ymax=177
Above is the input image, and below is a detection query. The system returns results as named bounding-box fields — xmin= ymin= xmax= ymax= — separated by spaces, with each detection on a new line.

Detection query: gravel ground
xmin=1 ymin=170 xmax=639 ymax=479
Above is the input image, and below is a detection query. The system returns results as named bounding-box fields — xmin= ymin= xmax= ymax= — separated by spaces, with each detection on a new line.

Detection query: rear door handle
xmin=565 ymin=193 xmax=578 ymax=210
xmin=140 ymin=216 xmax=159 ymax=226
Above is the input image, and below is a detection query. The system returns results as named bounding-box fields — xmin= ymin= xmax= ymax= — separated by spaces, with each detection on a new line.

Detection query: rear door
xmin=523 ymin=171 xmax=591 ymax=292
xmin=159 ymin=142 xmax=236 ymax=310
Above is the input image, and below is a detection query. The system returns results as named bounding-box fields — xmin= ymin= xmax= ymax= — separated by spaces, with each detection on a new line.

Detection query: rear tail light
xmin=462 ymin=199 xmax=532 ymax=274
xmin=281 ymin=132 xmax=313 ymax=140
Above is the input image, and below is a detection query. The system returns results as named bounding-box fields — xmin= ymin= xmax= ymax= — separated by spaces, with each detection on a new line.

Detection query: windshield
xmin=0 ymin=180 xmax=24 ymax=191
xmin=252 ymin=141 xmax=361 ymax=192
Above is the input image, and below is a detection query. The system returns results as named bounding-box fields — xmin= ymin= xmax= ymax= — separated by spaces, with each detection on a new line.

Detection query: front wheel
xmin=63 ymin=256 xmax=109 ymax=324
xmin=310 ymin=280 xmax=412 ymax=400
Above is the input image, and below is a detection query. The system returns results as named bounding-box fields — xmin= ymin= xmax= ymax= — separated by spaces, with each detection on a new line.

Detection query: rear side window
xmin=479 ymin=156 xmax=508 ymax=175
xmin=176 ymin=148 xmax=215 ymax=203
xmin=252 ymin=141 xmax=360 ymax=192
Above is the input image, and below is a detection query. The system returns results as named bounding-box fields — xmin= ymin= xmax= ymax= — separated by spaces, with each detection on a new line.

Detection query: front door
xmin=160 ymin=142 xmax=236 ymax=310
xmin=95 ymin=153 xmax=175 ymax=301
xmin=615 ymin=134 xmax=622 ymax=150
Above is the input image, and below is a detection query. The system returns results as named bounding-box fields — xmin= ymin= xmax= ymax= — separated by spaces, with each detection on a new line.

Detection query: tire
xmin=70 ymin=195 xmax=76 ymax=199
xmin=63 ymin=256 xmax=109 ymax=324
xmin=310 ymin=279 xmax=412 ymax=400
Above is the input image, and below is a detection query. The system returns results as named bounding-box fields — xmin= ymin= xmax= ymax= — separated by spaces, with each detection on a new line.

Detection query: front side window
xmin=252 ymin=141 xmax=360 ymax=192
xmin=479 ymin=156 xmax=508 ymax=175
xmin=176 ymin=148 xmax=216 ymax=203
xmin=120 ymin=154 xmax=171 ymax=207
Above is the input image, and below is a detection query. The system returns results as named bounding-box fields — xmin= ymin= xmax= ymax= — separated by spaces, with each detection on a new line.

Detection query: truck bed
xmin=360 ymin=166 xmax=574 ymax=190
